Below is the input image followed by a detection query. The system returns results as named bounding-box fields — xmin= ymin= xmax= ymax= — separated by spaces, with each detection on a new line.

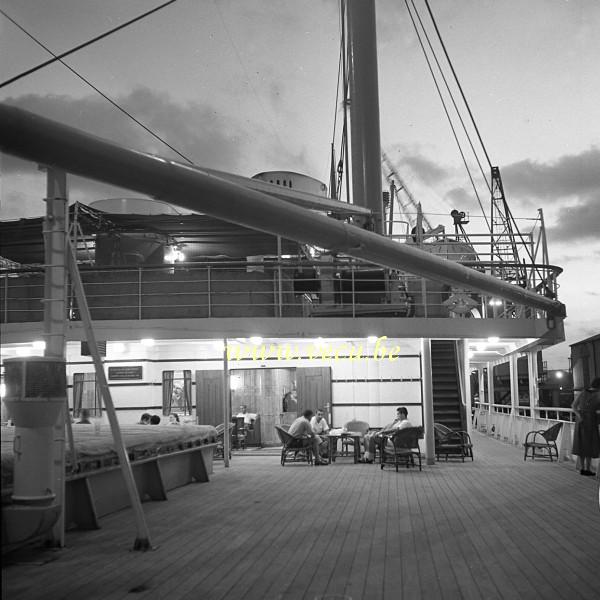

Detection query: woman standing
xmin=571 ymin=377 xmax=600 ymax=476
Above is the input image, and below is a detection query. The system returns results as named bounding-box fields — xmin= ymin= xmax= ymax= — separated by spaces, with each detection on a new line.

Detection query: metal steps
xmin=431 ymin=340 xmax=464 ymax=430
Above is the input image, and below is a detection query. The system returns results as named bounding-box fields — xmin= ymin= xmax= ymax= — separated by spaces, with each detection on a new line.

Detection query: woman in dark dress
xmin=571 ymin=377 xmax=600 ymax=476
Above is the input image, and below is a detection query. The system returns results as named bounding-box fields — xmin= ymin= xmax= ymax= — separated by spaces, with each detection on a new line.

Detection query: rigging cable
xmin=405 ymin=0 xmax=490 ymax=231
xmin=423 ymin=0 xmax=493 ymax=171
xmin=421 ymin=1 xmax=544 ymax=283
xmin=0 ymin=14 xmax=194 ymax=165
xmin=411 ymin=0 xmax=491 ymax=195
xmin=327 ymin=3 xmax=345 ymax=199
xmin=0 ymin=1 xmax=179 ymax=89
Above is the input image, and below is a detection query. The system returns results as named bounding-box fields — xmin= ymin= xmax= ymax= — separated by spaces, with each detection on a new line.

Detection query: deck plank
xmin=2 ymin=432 xmax=600 ymax=600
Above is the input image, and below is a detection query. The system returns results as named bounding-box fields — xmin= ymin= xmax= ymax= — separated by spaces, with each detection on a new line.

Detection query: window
xmin=72 ymin=372 xmax=102 ymax=418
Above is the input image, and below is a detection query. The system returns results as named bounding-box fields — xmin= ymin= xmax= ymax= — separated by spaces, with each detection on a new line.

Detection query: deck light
xmin=230 ymin=375 xmax=242 ymax=390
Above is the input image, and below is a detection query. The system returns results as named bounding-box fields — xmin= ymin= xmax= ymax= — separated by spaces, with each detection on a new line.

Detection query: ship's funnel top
xmin=252 ymin=171 xmax=327 ymax=197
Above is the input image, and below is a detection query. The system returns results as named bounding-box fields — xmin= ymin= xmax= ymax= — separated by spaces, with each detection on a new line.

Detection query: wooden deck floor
xmin=2 ymin=432 xmax=600 ymax=600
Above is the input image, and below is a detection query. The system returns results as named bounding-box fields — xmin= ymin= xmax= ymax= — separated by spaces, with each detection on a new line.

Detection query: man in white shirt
xmin=310 ymin=409 xmax=330 ymax=435
xmin=361 ymin=406 xmax=412 ymax=463
xmin=236 ymin=404 xmax=257 ymax=425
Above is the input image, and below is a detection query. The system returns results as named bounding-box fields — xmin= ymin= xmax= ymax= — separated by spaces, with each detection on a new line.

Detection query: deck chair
xmin=214 ymin=422 xmax=234 ymax=459
xmin=379 ymin=426 xmax=424 ymax=471
xmin=341 ymin=420 xmax=370 ymax=457
xmin=434 ymin=422 xmax=474 ymax=462
xmin=274 ymin=425 xmax=313 ymax=466
xmin=523 ymin=422 xmax=563 ymax=461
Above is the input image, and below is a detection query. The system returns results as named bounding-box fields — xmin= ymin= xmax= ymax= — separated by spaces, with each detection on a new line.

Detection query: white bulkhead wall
xmin=64 ymin=338 xmax=424 ymax=427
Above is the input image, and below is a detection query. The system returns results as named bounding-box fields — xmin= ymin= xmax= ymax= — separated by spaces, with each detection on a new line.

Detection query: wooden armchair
xmin=523 ymin=422 xmax=563 ymax=461
xmin=274 ymin=425 xmax=313 ymax=466
xmin=434 ymin=423 xmax=474 ymax=462
xmin=379 ymin=426 xmax=424 ymax=471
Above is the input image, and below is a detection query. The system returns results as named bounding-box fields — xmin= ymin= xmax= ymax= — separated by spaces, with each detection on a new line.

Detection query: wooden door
xmin=195 ymin=370 xmax=225 ymax=425
xmin=231 ymin=368 xmax=295 ymax=445
xmin=296 ymin=367 xmax=332 ymax=424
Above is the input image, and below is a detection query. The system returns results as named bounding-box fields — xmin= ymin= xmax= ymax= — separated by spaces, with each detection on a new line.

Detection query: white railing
xmin=473 ymin=403 xmax=576 ymax=462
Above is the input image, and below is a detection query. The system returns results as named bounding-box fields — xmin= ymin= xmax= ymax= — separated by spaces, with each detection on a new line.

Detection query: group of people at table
xmin=287 ymin=406 xmax=412 ymax=466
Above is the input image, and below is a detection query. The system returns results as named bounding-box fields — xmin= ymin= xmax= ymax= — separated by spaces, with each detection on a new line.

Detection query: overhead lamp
xmin=555 ymin=371 xmax=563 ymax=379
xmin=249 ymin=336 xmax=263 ymax=346
xmin=367 ymin=336 xmax=378 ymax=344
xmin=165 ymin=245 xmax=185 ymax=264
xmin=488 ymin=298 xmax=503 ymax=306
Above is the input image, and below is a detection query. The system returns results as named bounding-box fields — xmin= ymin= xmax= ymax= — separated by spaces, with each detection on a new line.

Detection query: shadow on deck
xmin=2 ymin=432 xmax=599 ymax=600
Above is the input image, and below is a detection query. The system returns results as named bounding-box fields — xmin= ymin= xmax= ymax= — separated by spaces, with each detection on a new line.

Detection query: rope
xmin=0 ymin=1 xmax=179 ymax=89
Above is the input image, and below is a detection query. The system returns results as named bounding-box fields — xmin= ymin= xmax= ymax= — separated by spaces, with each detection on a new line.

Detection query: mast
xmin=346 ymin=0 xmax=384 ymax=234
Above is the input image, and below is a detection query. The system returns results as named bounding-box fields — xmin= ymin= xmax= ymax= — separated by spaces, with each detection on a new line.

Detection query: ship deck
xmin=2 ymin=432 xmax=599 ymax=600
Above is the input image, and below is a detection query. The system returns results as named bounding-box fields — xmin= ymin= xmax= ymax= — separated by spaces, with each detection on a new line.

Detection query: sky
xmin=1 ymin=0 xmax=599 ymax=368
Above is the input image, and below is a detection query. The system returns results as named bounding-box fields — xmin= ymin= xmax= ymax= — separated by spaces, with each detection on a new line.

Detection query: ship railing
xmin=472 ymin=401 xmax=576 ymax=461
xmin=0 ymin=257 xmax=561 ymax=324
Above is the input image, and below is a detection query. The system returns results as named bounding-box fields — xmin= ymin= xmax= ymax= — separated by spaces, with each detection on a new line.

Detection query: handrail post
xmin=138 ymin=267 xmax=142 ymax=320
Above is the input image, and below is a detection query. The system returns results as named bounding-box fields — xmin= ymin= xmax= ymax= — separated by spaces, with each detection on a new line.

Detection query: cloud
xmin=545 ymin=191 xmax=600 ymax=243
xmin=1 ymin=88 xmax=313 ymax=217
xmin=399 ymin=154 xmax=448 ymax=184
xmin=501 ymin=147 xmax=600 ymax=202
xmin=2 ymin=87 xmax=309 ymax=173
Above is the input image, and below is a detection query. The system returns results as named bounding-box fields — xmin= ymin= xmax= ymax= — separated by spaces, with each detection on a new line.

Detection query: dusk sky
xmin=1 ymin=0 xmax=599 ymax=367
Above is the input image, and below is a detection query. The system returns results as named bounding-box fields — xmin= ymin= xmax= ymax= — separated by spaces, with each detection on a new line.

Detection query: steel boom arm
xmin=0 ymin=104 xmax=565 ymax=317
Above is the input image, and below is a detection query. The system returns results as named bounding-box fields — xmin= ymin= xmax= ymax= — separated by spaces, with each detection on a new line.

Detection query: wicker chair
xmin=379 ymin=426 xmax=424 ymax=471
xmin=434 ymin=423 xmax=474 ymax=462
xmin=274 ymin=425 xmax=313 ymax=466
xmin=341 ymin=420 xmax=370 ymax=457
xmin=523 ymin=422 xmax=563 ymax=461
xmin=214 ymin=422 xmax=233 ymax=459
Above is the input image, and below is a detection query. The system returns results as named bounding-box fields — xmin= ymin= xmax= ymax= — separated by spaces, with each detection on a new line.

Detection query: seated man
xmin=361 ymin=406 xmax=412 ymax=463
xmin=310 ymin=408 xmax=330 ymax=459
xmin=287 ymin=409 xmax=328 ymax=465
xmin=236 ymin=404 xmax=257 ymax=425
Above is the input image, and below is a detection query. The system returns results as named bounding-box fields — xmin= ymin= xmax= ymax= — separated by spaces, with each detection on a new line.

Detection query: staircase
xmin=431 ymin=340 xmax=465 ymax=430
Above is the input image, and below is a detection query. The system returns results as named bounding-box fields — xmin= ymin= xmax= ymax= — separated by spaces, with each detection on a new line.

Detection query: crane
xmin=381 ymin=151 xmax=435 ymax=234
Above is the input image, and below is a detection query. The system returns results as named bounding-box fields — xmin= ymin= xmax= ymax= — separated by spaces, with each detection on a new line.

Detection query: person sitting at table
xmin=236 ymin=404 xmax=257 ymax=425
xmin=360 ymin=406 xmax=412 ymax=463
xmin=287 ymin=409 xmax=328 ymax=465
xmin=310 ymin=408 xmax=330 ymax=435
xmin=310 ymin=408 xmax=330 ymax=459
